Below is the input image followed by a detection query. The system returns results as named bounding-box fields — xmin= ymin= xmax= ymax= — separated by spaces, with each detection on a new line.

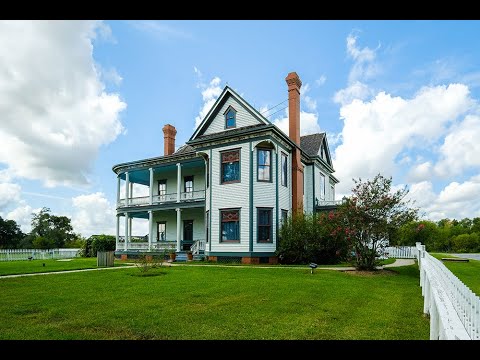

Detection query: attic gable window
xmin=225 ymin=107 xmax=236 ymax=129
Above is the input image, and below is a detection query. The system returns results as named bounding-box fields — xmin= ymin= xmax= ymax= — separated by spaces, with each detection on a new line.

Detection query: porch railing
xmin=190 ymin=239 xmax=206 ymax=255
xmin=316 ymin=199 xmax=344 ymax=207
xmin=118 ymin=190 xmax=205 ymax=208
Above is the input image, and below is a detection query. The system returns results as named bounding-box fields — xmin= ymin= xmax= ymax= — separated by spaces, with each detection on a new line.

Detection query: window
xmin=157 ymin=222 xmax=166 ymax=241
xmin=220 ymin=209 xmax=240 ymax=242
xmin=225 ymin=107 xmax=236 ymax=129
xmin=281 ymin=152 xmax=288 ymax=187
xmin=158 ymin=180 xmax=167 ymax=199
xmin=257 ymin=149 xmax=271 ymax=182
xmin=281 ymin=209 xmax=288 ymax=225
xmin=206 ymin=210 xmax=209 ymax=243
xmin=257 ymin=208 xmax=272 ymax=243
xmin=320 ymin=174 xmax=326 ymax=200
xmin=221 ymin=149 xmax=240 ymax=184
xmin=184 ymin=175 xmax=193 ymax=193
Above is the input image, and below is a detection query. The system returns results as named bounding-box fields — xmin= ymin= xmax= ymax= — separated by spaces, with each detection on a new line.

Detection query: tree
xmin=339 ymin=174 xmax=419 ymax=271
xmin=29 ymin=207 xmax=78 ymax=249
xmin=0 ymin=216 xmax=25 ymax=249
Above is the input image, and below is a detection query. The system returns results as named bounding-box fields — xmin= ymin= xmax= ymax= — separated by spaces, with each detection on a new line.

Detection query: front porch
xmin=115 ymin=207 xmax=206 ymax=257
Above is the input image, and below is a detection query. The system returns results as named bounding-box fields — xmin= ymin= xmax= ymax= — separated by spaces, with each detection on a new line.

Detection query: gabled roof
xmin=189 ymin=85 xmax=272 ymax=141
xmin=300 ymin=132 xmax=334 ymax=169
xmin=174 ymin=144 xmax=195 ymax=154
xmin=300 ymin=133 xmax=325 ymax=157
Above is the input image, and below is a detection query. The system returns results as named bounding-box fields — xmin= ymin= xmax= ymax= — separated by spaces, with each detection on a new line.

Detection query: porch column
xmin=148 ymin=210 xmax=153 ymax=251
xmin=129 ymin=216 xmax=133 ymax=240
xmin=116 ymin=176 xmax=121 ymax=206
xmin=149 ymin=167 xmax=154 ymax=205
xmin=124 ymin=212 xmax=129 ymax=251
xmin=129 ymin=182 xmax=134 ymax=200
xmin=177 ymin=163 xmax=181 ymax=202
xmin=176 ymin=208 xmax=181 ymax=252
xmin=125 ymin=171 xmax=130 ymax=206
xmin=116 ymin=215 xmax=120 ymax=250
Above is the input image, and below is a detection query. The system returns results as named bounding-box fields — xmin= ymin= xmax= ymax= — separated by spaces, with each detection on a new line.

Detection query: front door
xmin=183 ymin=220 xmax=193 ymax=251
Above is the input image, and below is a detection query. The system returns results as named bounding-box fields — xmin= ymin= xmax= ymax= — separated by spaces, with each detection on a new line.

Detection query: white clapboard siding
xmin=150 ymin=208 xmax=205 ymax=243
xmin=152 ymin=165 xmax=205 ymax=195
xmin=209 ymin=143 xmax=250 ymax=252
xmin=203 ymin=97 xmax=263 ymax=135
xmin=278 ymin=150 xmax=291 ymax=218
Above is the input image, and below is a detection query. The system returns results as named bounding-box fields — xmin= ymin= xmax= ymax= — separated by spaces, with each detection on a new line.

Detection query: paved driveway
xmin=450 ymin=253 xmax=480 ymax=261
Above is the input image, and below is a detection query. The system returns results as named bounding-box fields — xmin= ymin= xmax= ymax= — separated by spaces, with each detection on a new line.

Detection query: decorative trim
xmin=249 ymin=141 xmax=253 ymax=252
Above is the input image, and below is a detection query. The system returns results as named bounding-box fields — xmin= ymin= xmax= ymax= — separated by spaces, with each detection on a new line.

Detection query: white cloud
xmin=434 ymin=114 xmax=480 ymax=177
xmin=304 ymin=96 xmax=317 ymax=112
xmin=333 ymin=84 xmax=473 ymax=194
xmin=5 ymin=202 xmax=41 ymax=233
xmin=0 ymin=20 xmax=126 ymax=187
xmin=71 ymin=192 xmax=117 ymax=237
xmin=129 ymin=20 xmax=192 ymax=40
xmin=316 ymin=75 xmax=327 ymax=86
xmin=272 ymin=110 xmax=321 ymax=137
xmin=346 ymin=32 xmax=380 ymax=83
xmin=407 ymin=161 xmax=433 ymax=182
xmin=334 ymin=32 xmax=380 ymax=106
xmin=194 ymin=74 xmax=222 ymax=129
xmin=333 ymin=81 xmax=373 ymax=106
xmin=406 ymin=177 xmax=480 ymax=221
xmin=0 ymin=182 xmax=21 ymax=210
xmin=99 ymin=65 xmax=123 ymax=86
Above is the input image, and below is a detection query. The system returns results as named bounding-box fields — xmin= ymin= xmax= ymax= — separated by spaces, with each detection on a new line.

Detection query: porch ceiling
xmin=118 ymin=159 xmax=204 ymax=185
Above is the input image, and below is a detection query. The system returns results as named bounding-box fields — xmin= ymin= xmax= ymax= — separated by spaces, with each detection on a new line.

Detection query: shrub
xmin=276 ymin=212 xmax=349 ymax=265
xmin=451 ymin=233 xmax=480 ymax=253
xmin=90 ymin=235 xmax=116 ymax=257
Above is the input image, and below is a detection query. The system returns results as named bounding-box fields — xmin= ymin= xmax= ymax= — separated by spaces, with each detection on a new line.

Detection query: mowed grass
xmin=0 ymin=264 xmax=429 ymax=340
xmin=430 ymin=253 xmax=480 ymax=296
xmin=0 ymin=258 xmax=131 ymax=276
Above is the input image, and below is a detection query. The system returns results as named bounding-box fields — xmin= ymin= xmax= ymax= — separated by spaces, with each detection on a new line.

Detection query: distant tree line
xmin=390 ymin=217 xmax=480 ymax=253
xmin=0 ymin=207 xmax=114 ymax=254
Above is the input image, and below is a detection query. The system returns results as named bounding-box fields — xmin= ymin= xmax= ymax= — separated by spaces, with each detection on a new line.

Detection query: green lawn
xmin=430 ymin=253 xmax=480 ymax=296
xmin=0 ymin=263 xmax=429 ymax=340
xmin=0 ymin=258 xmax=130 ymax=276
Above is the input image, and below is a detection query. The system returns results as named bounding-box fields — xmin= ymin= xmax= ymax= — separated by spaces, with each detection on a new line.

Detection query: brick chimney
xmin=285 ymin=72 xmax=304 ymax=214
xmin=162 ymin=124 xmax=177 ymax=156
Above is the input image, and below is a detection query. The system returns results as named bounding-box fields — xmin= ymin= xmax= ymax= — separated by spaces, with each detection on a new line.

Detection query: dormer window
xmin=225 ymin=107 xmax=236 ymax=129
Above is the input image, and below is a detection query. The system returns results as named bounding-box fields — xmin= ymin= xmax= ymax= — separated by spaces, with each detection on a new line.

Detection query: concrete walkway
xmin=0 ymin=258 xmax=415 ymax=279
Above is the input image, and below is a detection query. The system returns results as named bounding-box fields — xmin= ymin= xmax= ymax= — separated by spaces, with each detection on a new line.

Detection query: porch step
xmin=174 ymin=251 xmax=188 ymax=262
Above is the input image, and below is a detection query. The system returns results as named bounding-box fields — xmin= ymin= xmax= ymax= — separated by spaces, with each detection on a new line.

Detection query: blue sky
xmin=1 ymin=20 xmax=480 ymax=237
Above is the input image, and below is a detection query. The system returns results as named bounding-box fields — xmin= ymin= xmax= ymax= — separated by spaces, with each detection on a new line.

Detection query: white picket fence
xmin=385 ymin=246 xmax=417 ymax=259
xmin=415 ymin=243 xmax=480 ymax=340
xmin=0 ymin=248 xmax=81 ymax=262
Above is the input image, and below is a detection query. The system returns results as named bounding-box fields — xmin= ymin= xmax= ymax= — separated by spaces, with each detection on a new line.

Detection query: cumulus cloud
xmin=407 ymin=161 xmax=433 ymax=182
xmin=272 ymin=110 xmax=321 ymax=137
xmin=5 ymin=202 xmax=41 ymax=233
xmin=334 ymin=32 xmax=380 ymax=106
xmin=71 ymin=192 xmax=117 ymax=237
xmin=0 ymin=20 xmax=126 ymax=187
xmin=194 ymin=70 xmax=222 ymax=129
xmin=333 ymin=84 xmax=473 ymax=194
xmin=316 ymin=75 xmax=327 ymax=86
xmin=0 ymin=182 xmax=21 ymax=210
xmin=406 ymin=176 xmax=480 ymax=221
xmin=434 ymin=114 xmax=480 ymax=177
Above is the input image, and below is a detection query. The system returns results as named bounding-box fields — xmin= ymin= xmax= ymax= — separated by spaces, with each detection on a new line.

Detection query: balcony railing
xmin=316 ymin=199 xmax=345 ymax=207
xmin=118 ymin=190 xmax=205 ymax=208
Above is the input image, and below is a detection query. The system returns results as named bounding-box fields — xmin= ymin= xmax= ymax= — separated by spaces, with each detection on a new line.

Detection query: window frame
xmin=257 ymin=148 xmax=272 ymax=183
xmin=320 ymin=173 xmax=326 ymax=200
xmin=157 ymin=221 xmax=166 ymax=242
xmin=281 ymin=152 xmax=288 ymax=187
xmin=220 ymin=148 xmax=241 ymax=184
xmin=158 ymin=179 xmax=167 ymax=197
xmin=257 ymin=207 xmax=273 ymax=243
xmin=184 ymin=175 xmax=194 ymax=193
xmin=281 ymin=209 xmax=288 ymax=225
xmin=219 ymin=208 xmax=241 ymax=243
xmin=224 ymin=106 xmax=237 ymax=129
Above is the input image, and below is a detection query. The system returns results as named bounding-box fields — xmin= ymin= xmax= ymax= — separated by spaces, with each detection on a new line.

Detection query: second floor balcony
xmin=117 ymin=190 xmax=205 ymax=208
